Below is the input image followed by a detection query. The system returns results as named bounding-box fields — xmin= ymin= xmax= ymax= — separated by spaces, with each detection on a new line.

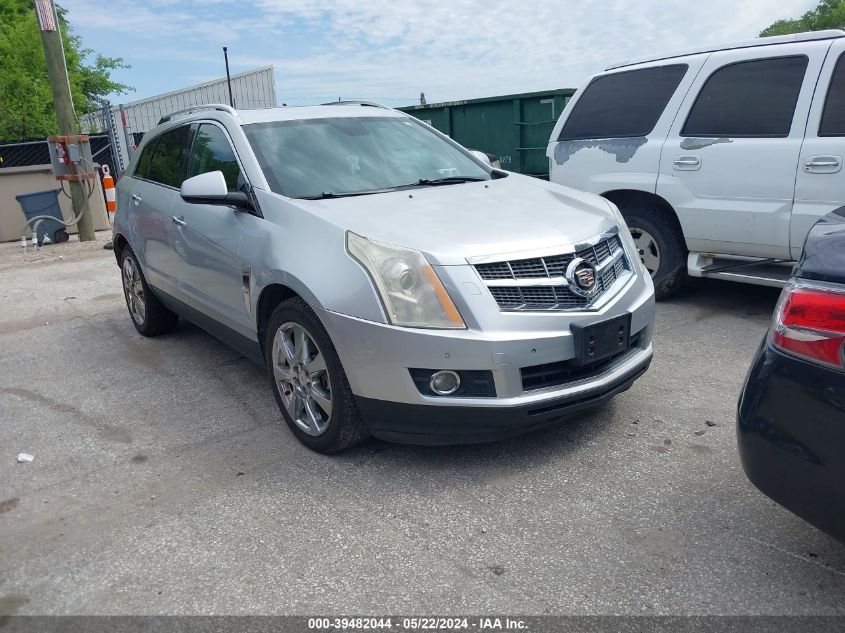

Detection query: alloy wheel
xmin=628 ymin=226 xmax=661 ymax=277
xmin=271 ymin=322 xmax=333 ymax=436
xmin=122 ymin=257 xmax=146 ymax=325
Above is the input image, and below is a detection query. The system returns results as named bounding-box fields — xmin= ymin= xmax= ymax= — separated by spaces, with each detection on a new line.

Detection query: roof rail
xmin=606 ymin=29 xmax=845 ymax=70
xmin=158 ymin=104 xmax=238 ymax=125
xmin=320 ymin=100 xmax=390 ymax=109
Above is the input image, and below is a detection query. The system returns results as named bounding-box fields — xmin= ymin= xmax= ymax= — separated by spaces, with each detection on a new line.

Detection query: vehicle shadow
xmin=660 ymin=277 xmax=782 ymax=323
xmin=171 ymin=321 xmax=623 ymax=476
xmin=334 ymin=401 xmax=623 ymax=478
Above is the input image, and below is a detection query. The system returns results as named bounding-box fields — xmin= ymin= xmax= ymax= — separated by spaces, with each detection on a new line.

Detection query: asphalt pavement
xmin=0 ymin=240 xmax=843 ymax=615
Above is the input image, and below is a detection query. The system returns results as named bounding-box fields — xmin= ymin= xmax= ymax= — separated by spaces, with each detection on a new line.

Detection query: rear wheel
xmin=266 ymin=297 xmax=368 ymax=453
xmin=120 ymin=247 xmax=179 ymax=336
xmin=53 ymin=229 xmax=69 ymax=243
xmin=620 ymin=205 xmax=687 ymax=299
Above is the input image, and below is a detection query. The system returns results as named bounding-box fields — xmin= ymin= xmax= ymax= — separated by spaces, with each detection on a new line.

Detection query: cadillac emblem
xmin=566 ymin=257 xmax=599 ymax=297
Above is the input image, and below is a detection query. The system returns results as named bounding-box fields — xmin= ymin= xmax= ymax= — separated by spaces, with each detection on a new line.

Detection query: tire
xmin=620 ymin=205 xmax=687 ymax=299
xmin=53 ymin=229 xmax=69 ymax=243
xmin=120 ymin=247 xmax=179 ymax=336
xmin=265 ymin=297 xmax=368 ymax=453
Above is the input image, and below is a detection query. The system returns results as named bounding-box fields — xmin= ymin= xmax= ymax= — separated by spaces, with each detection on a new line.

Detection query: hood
xmin=796 ymin=206 xmax=845 ymax=285
xmin=291 ymin=173 xmax=618 ymax=265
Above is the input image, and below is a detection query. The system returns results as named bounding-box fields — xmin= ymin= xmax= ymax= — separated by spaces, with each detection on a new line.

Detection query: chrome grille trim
xmin=473 ymin=233 xmax=632 ymax=312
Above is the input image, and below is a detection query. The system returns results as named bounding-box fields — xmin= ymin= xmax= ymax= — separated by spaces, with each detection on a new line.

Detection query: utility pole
xmin=34 ymin=0 xmax=95 ymax=241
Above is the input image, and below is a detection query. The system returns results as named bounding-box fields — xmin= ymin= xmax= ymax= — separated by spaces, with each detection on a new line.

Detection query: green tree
xmin=0 ymin=0 xmax=132 ymax=142
xmin=760 ymin=0 xmax=845 ymax=36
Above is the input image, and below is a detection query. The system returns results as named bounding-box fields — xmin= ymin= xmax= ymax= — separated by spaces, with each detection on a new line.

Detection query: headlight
xmin=605 ymin=200 xmax=647 ymax=275
xmin=346 ymin=232 xmax=465 ymax=329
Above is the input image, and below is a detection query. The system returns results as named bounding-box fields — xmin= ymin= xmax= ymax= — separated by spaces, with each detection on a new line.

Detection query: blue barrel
xmin=15 ymin=189 xmax=67 ymax=244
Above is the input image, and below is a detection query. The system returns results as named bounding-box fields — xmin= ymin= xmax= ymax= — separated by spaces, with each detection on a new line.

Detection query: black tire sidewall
xmin=120 ymin=248 xmax=150 ymax=334
xmin=120 ymin=246 xmax=178 ymax=336
xmin=621 ymin=206 xmax=686 ymax=298
xmin=264 ymin=300 xmax=350 ymax=453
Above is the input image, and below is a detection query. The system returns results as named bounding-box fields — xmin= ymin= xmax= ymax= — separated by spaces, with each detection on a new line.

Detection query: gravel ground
xmin=0 ymin=242 xmax=843 ymax=616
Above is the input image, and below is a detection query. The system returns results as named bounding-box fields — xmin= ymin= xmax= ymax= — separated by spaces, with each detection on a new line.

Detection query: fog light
xmin=429 ymin=370 xmax=461 ymax=395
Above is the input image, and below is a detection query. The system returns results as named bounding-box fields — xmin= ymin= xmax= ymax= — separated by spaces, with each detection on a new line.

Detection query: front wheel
xmin=266 ymin=297 xmax=368 ymax=453
xmin=621 ymin=205 xmax=687 ymax=299
xmin=120 ymin=247 xmax=179 ymax=336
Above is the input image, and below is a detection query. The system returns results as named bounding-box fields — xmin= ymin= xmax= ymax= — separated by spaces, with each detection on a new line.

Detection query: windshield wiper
xmin=412 ymin=176 xmax=488 ymax=186
xmin=301 ymin=189 xmax=393 ymax=200
xmin=301 ymin=177 xmax=488 ymax=200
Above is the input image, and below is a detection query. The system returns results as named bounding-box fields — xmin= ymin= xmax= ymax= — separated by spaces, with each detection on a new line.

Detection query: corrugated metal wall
xmin=401 ymin=89 xmax=575 ymax=178
xmin=82 ymin=66 xmax=277 ymax=168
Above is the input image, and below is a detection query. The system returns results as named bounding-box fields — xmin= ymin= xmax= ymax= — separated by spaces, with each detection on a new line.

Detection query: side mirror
xmin=180 ymin=171 xmax=252 ymax=210
xmin=469 ymin=150 xmax=492 ymax=168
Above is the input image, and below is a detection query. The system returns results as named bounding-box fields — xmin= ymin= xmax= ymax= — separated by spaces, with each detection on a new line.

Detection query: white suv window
xmin=820 ymin=53 xmax=845 ymax=137
xmin=557 ymin=65 xmax=688 ymax=141
xmin=682 ymin=56 xmax=808 ymax=138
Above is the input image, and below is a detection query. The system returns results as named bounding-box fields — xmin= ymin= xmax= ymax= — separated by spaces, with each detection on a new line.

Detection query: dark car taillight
xmin=771 ymin=282 xmax=845 ymax=369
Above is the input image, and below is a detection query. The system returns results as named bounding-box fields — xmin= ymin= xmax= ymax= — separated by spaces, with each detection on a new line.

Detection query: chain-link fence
xmin=0 ymin=135 xmax=117 ymax=175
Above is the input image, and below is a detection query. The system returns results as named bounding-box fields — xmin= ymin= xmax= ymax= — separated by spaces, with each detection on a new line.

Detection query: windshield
xmin=242 ymin=116 xmax=490 ymax=199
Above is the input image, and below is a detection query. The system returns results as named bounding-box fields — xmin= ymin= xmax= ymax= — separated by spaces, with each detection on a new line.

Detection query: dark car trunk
xmin=795 ymin=205 xmax=845 ymax=284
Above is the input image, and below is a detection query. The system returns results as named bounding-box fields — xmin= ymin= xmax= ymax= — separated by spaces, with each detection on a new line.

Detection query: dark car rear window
xmin=558 ymin=64 xmax=688 ymax=141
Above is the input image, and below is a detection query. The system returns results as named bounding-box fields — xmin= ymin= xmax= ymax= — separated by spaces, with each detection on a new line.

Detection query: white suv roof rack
xmin=606 ymin=29 xmax=845 ymax=70
xmin=320 ymin=100 xmax=389 ymax=109
xmin=158 ymin=104 xmax=239 ymax=125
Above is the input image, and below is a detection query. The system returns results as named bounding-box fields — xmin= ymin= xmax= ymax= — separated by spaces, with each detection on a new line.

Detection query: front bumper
xmin=315 ymin=272 xmax=653 ymax=443
xmin=357 ymin=352 xmax=650 ymax=444
xmin=737 ymin=340 xmax=845 ymax=542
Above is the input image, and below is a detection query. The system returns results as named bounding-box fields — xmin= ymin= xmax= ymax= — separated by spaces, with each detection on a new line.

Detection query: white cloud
xmin=61 ymin=0 xmax=817 ymax=103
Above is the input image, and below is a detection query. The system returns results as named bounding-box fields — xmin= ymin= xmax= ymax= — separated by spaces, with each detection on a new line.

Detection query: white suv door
xmin=657 ymin=41 xmax=829 ymax=259
xmin=792 ymin=40 xmax=845 ymax=259
xmin=547 ymin=60 xmax=701 ymax=195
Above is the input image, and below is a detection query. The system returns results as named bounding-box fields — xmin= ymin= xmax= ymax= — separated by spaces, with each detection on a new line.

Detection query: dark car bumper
xmin=356 ymin=356 xmax=651 ymax=445
xmin=737 ymin=340 xmax=845 ymax=542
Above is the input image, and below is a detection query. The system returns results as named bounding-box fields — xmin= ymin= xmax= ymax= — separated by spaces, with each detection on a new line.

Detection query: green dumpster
xmin=400 ymin=88 xmax=575 ymax=179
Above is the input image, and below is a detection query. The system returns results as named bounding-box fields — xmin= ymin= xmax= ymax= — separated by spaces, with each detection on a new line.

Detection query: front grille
xmin=521 ymin=332 xmax=642 ymax=391
xmin=490 ymin=286 xmax=590 ymax=310
xmin=474 ymin=234 xmax=630 ymax=312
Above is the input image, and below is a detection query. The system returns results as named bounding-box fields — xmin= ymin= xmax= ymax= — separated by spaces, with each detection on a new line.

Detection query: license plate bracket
xmin=571 ymin=313 xmax=631 ymax=366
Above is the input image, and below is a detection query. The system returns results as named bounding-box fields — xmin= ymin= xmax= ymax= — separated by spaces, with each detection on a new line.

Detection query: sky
xmin=60 ymin=0 xmax=817 ymax=108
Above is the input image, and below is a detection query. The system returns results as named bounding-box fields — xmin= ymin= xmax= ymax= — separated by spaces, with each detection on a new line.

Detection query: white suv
xmin=548 ymin=30 xmax=845 ymax=297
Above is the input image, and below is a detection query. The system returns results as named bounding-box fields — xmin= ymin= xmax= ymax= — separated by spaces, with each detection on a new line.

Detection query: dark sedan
xmin=738 ymin=207 xmax=845 ymax=543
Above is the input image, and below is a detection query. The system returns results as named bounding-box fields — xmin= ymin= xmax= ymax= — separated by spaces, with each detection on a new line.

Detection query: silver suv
xmin=113 ymin=102 xmax=655 ymax=453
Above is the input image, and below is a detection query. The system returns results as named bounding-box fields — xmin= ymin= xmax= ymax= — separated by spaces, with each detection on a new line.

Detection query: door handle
xmin=131 ymin=194 xmax=142 ymax=206
xmin=171 ymin=215 xmax=186 ymax=227
xmin=673 ymin=156 xmax=701 ymax=168
xmin=803 ymin=155 xmax=842 ymax=173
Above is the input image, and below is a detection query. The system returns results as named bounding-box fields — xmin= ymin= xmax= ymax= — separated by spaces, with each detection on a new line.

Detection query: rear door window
xmin=186 ymin=124 xmax=244 ymax=192
xmin=819 ymin=53 xmax=845 ymax=136
xmin=682 ymin=56 xmax=808 ymax=138
xmin=558 ymin=64 xmax=688 ymax=140
xmin=147 ymin=125 xmax=191 ymax=188
xmin=133 ymin=138 xmax=157 ymax=179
